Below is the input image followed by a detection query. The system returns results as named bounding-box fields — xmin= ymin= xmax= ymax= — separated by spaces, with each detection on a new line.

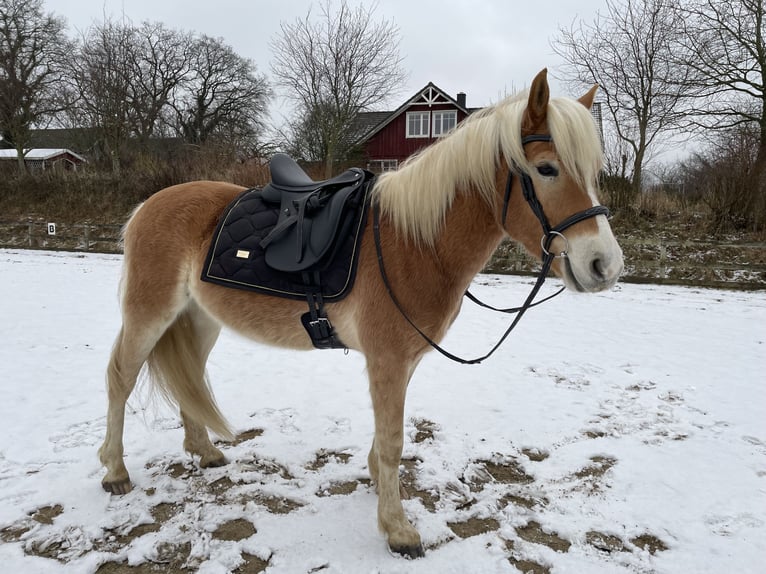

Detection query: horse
xmin=98 ymin=69 xmax=623 ymax=558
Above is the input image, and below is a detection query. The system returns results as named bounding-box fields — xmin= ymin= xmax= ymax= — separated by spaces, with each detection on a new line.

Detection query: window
xmin=406 ymin=111 xmax=430 ymax=138
xmin=367 ymin=159 xmax=398 ymax=173
xmin=432 ymin=110 xmax=457 ymax=137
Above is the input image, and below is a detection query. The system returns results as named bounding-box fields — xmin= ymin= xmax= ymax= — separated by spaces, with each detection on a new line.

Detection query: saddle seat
xmin=259 ymin=153 xmax=371 ymax=273
xmin=266 ymin=153 xmax=364 ymax=193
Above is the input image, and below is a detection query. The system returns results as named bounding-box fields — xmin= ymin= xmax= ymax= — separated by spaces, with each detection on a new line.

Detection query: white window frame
xmin=432 ymin=110 xmax=457 ymax=137
xmin=367 ymin=159 xmax=398 ymax=172
xmin=406 ymin=111 xmax=430 ymax=138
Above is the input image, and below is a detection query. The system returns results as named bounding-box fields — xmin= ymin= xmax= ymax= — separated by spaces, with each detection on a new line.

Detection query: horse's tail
xmin=147 ymin=310 xmax=233 ymax=441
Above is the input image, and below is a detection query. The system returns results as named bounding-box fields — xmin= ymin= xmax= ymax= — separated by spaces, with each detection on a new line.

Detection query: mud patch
xmin=521 ymin=448 xmax=549 ymax=462
xmin=412 ymin=418 xmax=439 ymax=443
xmin=399 ymin=457 xmax=439 ymax=511
xmin=250 ymin=493 xmax=305 ymax=514
xmin=508 ymin=556 xmax=550 ymax=574
xmin=165 ymin=461 xmax=192 ymax=479
xmin=500 ymin=492 xmax=547 ymax=510
xmin=236 ymin=552 xmax=270 ymax=573
xmin=306 ymin=449 xmax=352 ymax=471
xmin=31 ymin=504 xmax=64 ymax=524
xmin=95 ymin=560 xmax=190 ymax=573
xmin=208 ymin=475 xmax=237 ymax=497
xmin=448 ymin=516 xmax=500 ymax=539
xmin=504 ymin=540 xmax=550 ymax=574
xmin=630 ymin=533 xmax=668 ymax=554
xmin=573 ymin=456 xmax=617 ymax=479
xmin=238 ymin=457 xmax=293 ymax=480
xmin=225 ymin=428 xmax=264 ymax=447
xmin=569 ymin=455 xmax=617 ymax=493
xmin=0 ymin=523 xmax=29 ymax=543
xmin=0 ymin=504 xmax=64 ymax=542
xmin=586 ymin=530 xmax=628 ymax=553
xmin=316 ymin=478 xmax=372 ymax=497
xmin=153 ymin=540 xmax=193 ymax=570
xmin=482 ymin=458 xmax=535 ymax=485
xmin=515 ymin=521 xmax=571 ymax=553
xmin=213 ymin=518 xmax=256 ymax=541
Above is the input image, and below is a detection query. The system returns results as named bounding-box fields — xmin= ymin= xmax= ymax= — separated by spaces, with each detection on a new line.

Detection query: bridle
xmin=372 ymin=133 xmax=610 ymax=365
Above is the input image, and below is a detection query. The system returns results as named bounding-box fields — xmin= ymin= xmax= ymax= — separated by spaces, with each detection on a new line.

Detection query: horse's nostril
xmin=591 ymin=258 xmax=606 ymax=279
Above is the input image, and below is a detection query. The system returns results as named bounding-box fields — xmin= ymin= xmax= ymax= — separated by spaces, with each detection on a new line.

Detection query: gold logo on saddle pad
xmin=235 ymin=250 xmax=250 ymax=259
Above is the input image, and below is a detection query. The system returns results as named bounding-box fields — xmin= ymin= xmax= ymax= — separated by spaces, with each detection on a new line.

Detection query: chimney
xmin=456 ymin=92 xmax=466 ymax=109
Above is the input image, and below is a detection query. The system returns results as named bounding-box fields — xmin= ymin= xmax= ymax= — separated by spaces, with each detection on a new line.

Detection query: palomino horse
xmin=99 ymin=69 xmax=623 ymax=557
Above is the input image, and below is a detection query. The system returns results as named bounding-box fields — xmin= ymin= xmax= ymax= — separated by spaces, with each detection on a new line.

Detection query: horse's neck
xmin=431 ymin=189 xmax=505 ymax=292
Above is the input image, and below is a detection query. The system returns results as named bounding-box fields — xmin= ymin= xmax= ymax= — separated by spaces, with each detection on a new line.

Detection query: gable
xmin=355 ymin=82 xmax=470 ymax=144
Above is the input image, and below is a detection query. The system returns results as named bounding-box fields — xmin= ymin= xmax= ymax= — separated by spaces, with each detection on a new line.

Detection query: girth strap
xmin=299 ymin=271 xmax=346 ymax=349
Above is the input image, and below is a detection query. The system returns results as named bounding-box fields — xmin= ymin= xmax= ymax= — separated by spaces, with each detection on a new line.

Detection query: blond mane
xmin=373 ymin=91 xmax=604 ymax=245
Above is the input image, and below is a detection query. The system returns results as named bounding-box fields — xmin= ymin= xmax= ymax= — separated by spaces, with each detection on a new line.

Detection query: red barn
xmin=355 ymin=83 xmax=473 ymax=172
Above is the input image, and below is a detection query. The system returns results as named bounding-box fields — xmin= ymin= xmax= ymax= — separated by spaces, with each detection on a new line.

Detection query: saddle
xmin=260 ymin=154 xmax=368 ymax=272
xmin=201 ymin=154 xmax=375 ymax=350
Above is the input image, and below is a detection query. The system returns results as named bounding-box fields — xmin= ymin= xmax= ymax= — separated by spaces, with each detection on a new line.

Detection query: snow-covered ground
xmin=0 ymin=248 xmax=764 ymax=574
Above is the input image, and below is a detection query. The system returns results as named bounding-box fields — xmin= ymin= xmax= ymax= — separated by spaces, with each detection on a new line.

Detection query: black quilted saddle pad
xmin=201 ymin=184 xmax=370 ymax=301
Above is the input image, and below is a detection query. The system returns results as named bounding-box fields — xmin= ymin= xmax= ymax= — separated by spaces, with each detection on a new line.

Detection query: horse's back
xmin=125 ymin=181 xmax=245 ymax=251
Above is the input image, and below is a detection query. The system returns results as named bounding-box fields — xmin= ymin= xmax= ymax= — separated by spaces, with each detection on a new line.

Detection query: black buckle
xmin=300 ymin=312 xmax=344 ymax=349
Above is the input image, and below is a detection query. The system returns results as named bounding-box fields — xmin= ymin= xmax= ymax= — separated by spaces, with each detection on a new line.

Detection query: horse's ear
xmin=579 ymin=84 xmax=599 ymax=109
xmin=523 ymin=68 xmax=550 ymax=134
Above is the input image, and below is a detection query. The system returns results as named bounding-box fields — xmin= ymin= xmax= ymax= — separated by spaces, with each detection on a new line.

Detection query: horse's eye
xmin=536 ymin=164 xmax=559 ymax=178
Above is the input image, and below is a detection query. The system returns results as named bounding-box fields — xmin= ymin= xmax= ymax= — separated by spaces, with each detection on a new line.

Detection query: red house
xmin=355 ymin=83 xmax=473 ymax=172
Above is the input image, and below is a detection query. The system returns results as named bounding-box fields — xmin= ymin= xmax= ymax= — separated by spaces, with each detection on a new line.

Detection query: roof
xmin=0 ymin=148 xmax=87 ymax=162
xmin=354 ymin=82 xmax=472 ymax=144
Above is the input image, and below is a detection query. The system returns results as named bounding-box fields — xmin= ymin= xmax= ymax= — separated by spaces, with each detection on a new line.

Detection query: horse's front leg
xmin=367 ymin=358 xmax=424 ymax=558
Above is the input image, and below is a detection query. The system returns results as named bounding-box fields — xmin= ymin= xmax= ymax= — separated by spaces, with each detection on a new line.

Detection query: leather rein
xmin=372 ymin=133 xmax=610 ymax=365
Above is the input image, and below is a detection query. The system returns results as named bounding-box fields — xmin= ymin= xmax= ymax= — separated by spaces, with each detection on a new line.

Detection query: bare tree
xmin=672 ymin=0 xmax=766 ymax=230
xmin=0 ymin=0 xmax=71 ymax=172
xmin=127 ymin=22 xmax=192 ymax=143
xmin=66 ymin=19 xmax=198 ymax=171
xmin=676 ymin=1 xmax=766 ymax=162
xmin=553 ymin=0 xmax=691 ymax=202
xmin=270 ymin=0 xmax=407 ymax=176
xmin=66 ymin=18 xmax=137 ymax=172
xmin=170 ymin=34 xmax=271 ymax=154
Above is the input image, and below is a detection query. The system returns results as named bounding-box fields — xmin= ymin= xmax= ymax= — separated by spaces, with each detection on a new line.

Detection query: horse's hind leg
xmin=99 ymin=321 xmax=170 ymax=494
xmin=179 ymin=303 xmax=226 ymax=468
xmin=367 ymin=357 xmax=424 ymax=558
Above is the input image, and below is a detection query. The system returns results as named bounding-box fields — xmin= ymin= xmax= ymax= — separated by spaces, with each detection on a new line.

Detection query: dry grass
xmin=0 ymin=158 xmax=271 ymax=224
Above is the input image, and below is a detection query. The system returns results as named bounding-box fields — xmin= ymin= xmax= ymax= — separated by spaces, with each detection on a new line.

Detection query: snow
xmin=0 ymin=248 xmax=764 ymax=573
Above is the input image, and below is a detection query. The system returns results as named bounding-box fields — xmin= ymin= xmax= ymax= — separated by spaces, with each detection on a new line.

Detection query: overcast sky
xmin=51 ymin=0 xmax=607 ymax=124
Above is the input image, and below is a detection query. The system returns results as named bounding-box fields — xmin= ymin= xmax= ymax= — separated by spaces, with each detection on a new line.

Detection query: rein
xmin=372 ymin=133 xmax=610 ymax=365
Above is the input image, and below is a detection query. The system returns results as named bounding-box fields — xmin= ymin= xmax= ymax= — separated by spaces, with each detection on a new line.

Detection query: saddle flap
xmin=263 ymin=182 xmax=362 ymax=273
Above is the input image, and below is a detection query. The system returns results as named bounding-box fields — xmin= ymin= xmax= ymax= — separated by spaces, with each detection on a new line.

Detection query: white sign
xmin=47 ymin=223 xmax=56 ymax=235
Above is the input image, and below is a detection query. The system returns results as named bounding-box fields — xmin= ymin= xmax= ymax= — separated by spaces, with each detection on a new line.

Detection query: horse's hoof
xmin=200 ymin=454 xmax=227 ymax=469
xmin=102 ymin=478 xmax=132 ymax=495
xmin=390 ymin=543 xmax=425 ymax=559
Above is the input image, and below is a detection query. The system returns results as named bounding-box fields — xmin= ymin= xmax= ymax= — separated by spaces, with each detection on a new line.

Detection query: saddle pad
xmin=201 ymin=184 xmax=370 ymax=301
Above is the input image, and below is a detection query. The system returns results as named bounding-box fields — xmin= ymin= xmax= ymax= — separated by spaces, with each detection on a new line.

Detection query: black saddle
xmin=259 ymin=154 xmax=368 ymax=272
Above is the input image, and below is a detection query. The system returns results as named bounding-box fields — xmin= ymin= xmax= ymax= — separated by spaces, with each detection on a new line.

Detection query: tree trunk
xmin=14 ymin=145 xmax=27 ymax=174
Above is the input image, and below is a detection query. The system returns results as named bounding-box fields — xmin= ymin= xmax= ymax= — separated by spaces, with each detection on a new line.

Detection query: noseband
xmin=373 ymin=133 xmax=609 ymax=365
